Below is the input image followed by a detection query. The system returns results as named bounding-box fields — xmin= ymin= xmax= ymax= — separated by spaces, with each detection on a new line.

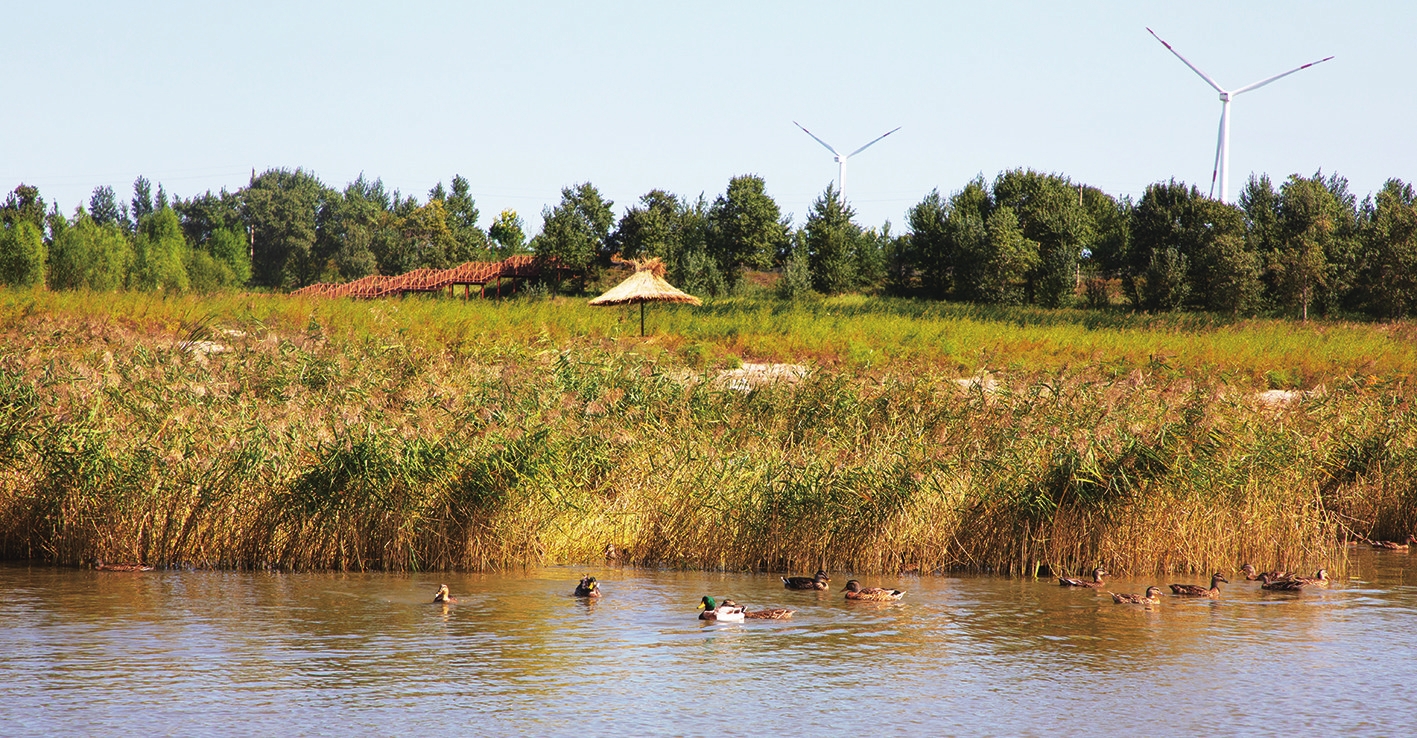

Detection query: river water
xmin=3 ymin=550 xmax=1415 ymax=736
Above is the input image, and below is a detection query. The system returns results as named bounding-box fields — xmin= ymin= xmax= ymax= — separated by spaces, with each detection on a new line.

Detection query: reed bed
xmin=0 ymin=288 xmax=1413 ymax=576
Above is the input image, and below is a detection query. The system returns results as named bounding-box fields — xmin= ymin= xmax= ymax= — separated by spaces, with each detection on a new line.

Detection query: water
xmin=3 ymin=551 xmax=1415 ymax=736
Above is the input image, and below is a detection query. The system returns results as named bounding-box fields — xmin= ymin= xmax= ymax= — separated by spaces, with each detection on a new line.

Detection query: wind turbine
xmin=793 ymin=121 xmax=901 ymax=201
xmin=1147 ymin=28 xmax=1333 ymax=202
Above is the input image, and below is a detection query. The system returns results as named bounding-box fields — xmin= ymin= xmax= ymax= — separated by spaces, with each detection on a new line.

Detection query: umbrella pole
xmin=640 ymin=301 xmax=646 ymax=337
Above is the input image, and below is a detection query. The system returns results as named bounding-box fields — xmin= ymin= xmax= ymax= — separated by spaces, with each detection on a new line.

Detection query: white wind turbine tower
xmin=1147 ymin=28 xmax=1333 ymax=203
xmin=793 ymin=121 xmax=901 ymax=201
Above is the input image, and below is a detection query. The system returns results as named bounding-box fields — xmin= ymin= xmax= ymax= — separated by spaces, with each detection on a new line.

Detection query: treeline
xmin=2 ymin=166 xmax=1415 ymax=319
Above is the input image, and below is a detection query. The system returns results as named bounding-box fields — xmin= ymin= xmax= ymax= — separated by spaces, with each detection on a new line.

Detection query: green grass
xmin=1 ymin=287 xmax=1414 ymax=576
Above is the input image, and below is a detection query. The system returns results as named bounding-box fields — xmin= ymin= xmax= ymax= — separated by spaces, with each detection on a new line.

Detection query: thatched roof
xmin=589 ymin=258 xmax=702 ymax=306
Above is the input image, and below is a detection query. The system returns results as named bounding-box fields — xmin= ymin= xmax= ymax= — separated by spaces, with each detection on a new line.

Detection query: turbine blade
xmin=845 ymin=126 xmax=902 ymax=159
xmin=1232 ymin=56 xmax=1335 ymax=95
xmin=1147 ymin=27 xmax=1226 ymax=93
xmin=794 ymin=121 xmax=841 ymax=157
xmin=1209 ymin=110 xmax=1225 ymax=199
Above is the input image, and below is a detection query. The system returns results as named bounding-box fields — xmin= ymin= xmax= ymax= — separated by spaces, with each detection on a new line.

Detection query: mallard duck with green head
xmin=697 ymin=596 xmax=746 ymax=622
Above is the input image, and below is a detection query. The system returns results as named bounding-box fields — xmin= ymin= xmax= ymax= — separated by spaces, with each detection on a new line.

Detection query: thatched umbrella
xmin=589 ymin=257 xmax=701 ymax=336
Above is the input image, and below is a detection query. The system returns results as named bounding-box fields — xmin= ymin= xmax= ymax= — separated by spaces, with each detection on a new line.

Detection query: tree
xmin=489 ymin=208 xmax=527 ymax=257
xmin=963 ymin=206 xmax=1037 ymax=305
xmin=610 ymin=189 xmax=682 ymax=262
xmin=443 ymin=175 xmax=489 ymax=260
xmin=907 ymin=189 xmax=952 ymax=297
xmin=942 ymin=179 xmax=994 ymax=302
xmin=131 ymin=207 xmax=189 ymax=292
xmin=994 ymin=169 xmax=1091 ymax=307
xmin=1354 ymin=179 xmax=1417 ymax=319
xmin=131 ymin=176 xmax=154 ymax=225
xmin=707 ymin=174 xmax=787 ymax=282
xmin=89 ymin=186 xmax=124 ymax=228
xmin=243 ymin=168 xmax=328 ymax=288
xmin=804 ymin=184 xmax=861 ymax=295
xmin=0 ymin=220 xmax=46 ymax=287
xmin=1188 ymin=199 xmax=1258 ymax=314
xmin=0 ymin=185 xmax=46 ymax=232
xmin=48 ymin=213 xmax=132 ymax=290
xmin=534 ymin=183 xmax=613 ymax=290
xmin=1127 ymin=180 xmax=1199 ymax=310
xmin=1273 ymin=173 xmax=1350 ymax=321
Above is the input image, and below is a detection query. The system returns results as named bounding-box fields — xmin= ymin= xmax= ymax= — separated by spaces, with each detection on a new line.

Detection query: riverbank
xmin=1 ymin=289 xmax=1413 ymax=574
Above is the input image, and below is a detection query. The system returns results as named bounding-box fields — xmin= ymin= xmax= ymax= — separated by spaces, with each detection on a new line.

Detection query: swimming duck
xmin=1370 ymin=535 xmax=1416 ymax=551
xmin=697 ymin=596 xmax=746 ymax=622
xmin=1110 ymin=587 xmax=1163 ymax=605
xmin=1059 ymin=567 xmax=1107 ymax=588
xmin=721 ymin=599 xmax=795 ymax=619
xmin=574 ymin=576 xmax=602 ymax=597
xmin=92 ymin=559 xmax=154 ymax=572
xmin=1240 ymin=563 xmax=1288 ymax=581
xmin=841 ymin=580 xmax=905 ymax=601
xmin=782 ymin=570 xmax=831 ymax=590
xmin=433 ymin=584 xmax=456 ymax=603
xmin=1275 ymin=568 xmax=1330 ymax=589
xmin=1169 ymin=573 xmax=1228 ymax=598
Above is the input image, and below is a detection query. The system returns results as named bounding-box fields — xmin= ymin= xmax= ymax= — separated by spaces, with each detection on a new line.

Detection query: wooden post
xmin=640 ymin=301 xmax=646 ymax=337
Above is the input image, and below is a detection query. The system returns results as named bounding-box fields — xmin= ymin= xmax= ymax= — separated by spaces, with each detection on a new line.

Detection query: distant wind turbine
xmin=1147 ymin=28 xmax=1333 ymax=203
xmin=793 ymin=121 xmax=901 ymax=201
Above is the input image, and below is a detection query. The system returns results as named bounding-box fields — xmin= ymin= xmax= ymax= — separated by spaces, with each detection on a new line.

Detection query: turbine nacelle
xmin=1218 ymin=91 xmax=1231 ymax=102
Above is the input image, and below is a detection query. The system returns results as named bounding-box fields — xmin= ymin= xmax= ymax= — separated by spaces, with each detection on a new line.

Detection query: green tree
xmin=1127 ymin=180 xmax=1198 ymax=310
xmin=994 ymin=169 xmax=1092 ymax=307
xmin=489 ymin=209 xmax=527 ymax=257
xmin=443 ymin=175 xmax=488 ymax=260
xmin=88 ymin=186 xmax=125 ymax=229
xmin=707 ymin=174 xmax=787 ymax=282
xmin=48 ymin=213 xmax=133 ymax=290
xmin=963 ymin=206 xmax=1037 ymax=305
xmin=907 ymin=189 xmax=952 ymax=297
xmin=244 ymin=168 xmax=328 ymax=287
xmin=1 ymin=185 xmax=46 ymax=232
xmin=804 ymin=185 xmax=861 ymax=295
xmin=1188 ymin=199 xmax=1259 ymax=314
xmin=1273 ymin=173 xmax=1351 ymax=321
xmin=130 ymin=176 xmax=154 ymax=225
xmin=0 ymin=220 xmax=46 ymax=287
xmin=131 ymin=207 xmax=189 ymax=292
xmin=942 ymin=179 xmax=994 ymax=302
xmin=534 ymin=183 xmax=613 ymax=290
xmin=1354 ymin=179 xmax=1417 ymax=319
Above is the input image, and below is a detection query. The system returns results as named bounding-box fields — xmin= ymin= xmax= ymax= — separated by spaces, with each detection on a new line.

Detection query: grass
xmin=0 ymin=286 xmax=1414 ymax=577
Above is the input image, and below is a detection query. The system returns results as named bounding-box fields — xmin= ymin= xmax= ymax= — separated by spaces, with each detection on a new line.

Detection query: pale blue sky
xmin=3 ymin=2 xmax=1411 ymax=232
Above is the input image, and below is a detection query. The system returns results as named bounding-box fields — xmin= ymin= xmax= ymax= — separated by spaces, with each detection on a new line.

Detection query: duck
xmin=1169 ymin=572 xmax=1228 ymax=598
xmin=1240 ymin=563 xmax=1288 ymax=581
xmin=841 ymin=580 xmax=905 ymax=601
xmin=697 ymin=595 xmax=746 ymax=622
xmin=92 ymin=558 xmax=155 ymax=572
xmin=1278 ymin=568 xmax=1331 ymax=589
xmin=1059 ymin=566 xmax=1107 ymax=588
xmin=782 ymin=570 xmax=832 ymax=590
xmin=1370 ymin=535 xmax=1416 ymax=551
xmin=721 ymin=599 xmax=795 ymax=619
xmin=574 ymin=576 xmax=602 ymax=597
xmin=1110 ymin=587 xmax=1163 ymax=605
xmin=433 ymin=584 xmax=457 ymax=603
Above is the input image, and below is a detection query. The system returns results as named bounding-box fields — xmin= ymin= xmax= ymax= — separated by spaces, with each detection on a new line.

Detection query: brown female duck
xmin=721 ymin=599 xmax=795 ymax=619
xmin=92 ymin=559 xmax=155 ymax=572
xmin=1370 ymin=535 xmax=1416 ymax=551
xmin=1240 ymin=563 xmax=1288 ymax=581
xmin=782 ymin=570 xmax=831 ymax=590
xmin=1169 ymin=573 xmax=1228 ymax=598
xmin=433 ymin=584 xmax=457 ymax=603
xmin=1110 ymin=586 xmax=1163 ymax=605
xmin=1262 ymin=569 xmax=1330 ymax=590
xmin=841 ymin=580 xmax=905 ymax=601
xmin=1059 ymin=567 xmax=1107 ymax=588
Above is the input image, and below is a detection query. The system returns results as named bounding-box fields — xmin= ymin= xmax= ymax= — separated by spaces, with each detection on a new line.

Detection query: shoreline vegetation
xmin=1 ymin=289 xmax=1413 ymax=576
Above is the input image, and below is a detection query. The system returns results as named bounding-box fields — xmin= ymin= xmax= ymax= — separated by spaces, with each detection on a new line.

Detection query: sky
xmin=2 ymin=2 xmax=1412 ymax=232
